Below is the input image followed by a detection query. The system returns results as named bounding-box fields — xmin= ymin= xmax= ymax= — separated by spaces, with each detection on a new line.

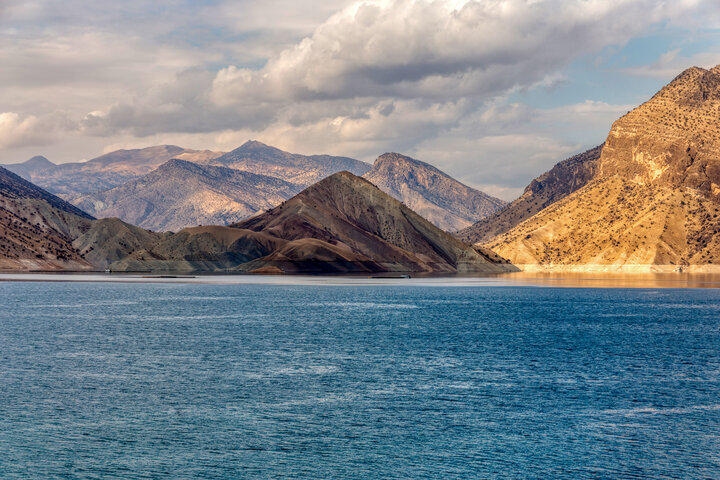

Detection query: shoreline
xmin=2 ymin=271 xmax=720 ymax=289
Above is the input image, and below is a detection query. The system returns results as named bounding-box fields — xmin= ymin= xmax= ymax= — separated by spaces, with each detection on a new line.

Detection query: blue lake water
xmin=1 ymin=281 xmax=719 ymax=479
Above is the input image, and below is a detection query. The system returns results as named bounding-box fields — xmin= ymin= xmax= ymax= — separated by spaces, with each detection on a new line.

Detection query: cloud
xmin=622 ymin=49 xmax=720 ymax=78
xmin=1 ymin=0 xmax=719 ymax=197
xmin=210 ymin=0 xmax=707 ymax=105
xmin=0 ymin=112 xmax=59 ymax=149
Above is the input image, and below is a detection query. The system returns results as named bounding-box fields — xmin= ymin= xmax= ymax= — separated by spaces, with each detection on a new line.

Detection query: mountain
xmin=4 ymin=145 xmax=224 ymax=196
xmin=483 ymin=65 xmax=720 ymax=271
xmin=0 ymin=166 xmax=160 ymax=270
xmin=0 ymin=165 xmax=93 ymax=219
xmin=229 ymin=171 xmax=513 ymax=274
xmin=4 ymin=155 xmax=55 ymax=180
xmin=74 ymin=159 xmax=302 ymax=232
xmin=211 ymin=140 xmax=371 ymax=186
xmin=362 ymin=152 xmax=506 ymax=231
xmin=456 ymin=145 xmax=602 ymax=243
xmin=111 ymin=172 xmax=514 ymax=274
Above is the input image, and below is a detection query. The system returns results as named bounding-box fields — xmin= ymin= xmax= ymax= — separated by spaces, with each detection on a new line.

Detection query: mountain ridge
xmin=362 ymin=152 xmax=506 ymax=231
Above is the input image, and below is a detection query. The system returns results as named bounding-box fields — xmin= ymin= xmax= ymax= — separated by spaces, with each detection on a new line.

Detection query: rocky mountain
xmin=0 ymin=166 xmax=161 ymax=270
xmin=74 ymin=159 xmax=302 ymax=232
xmin=457 ymin=145 xmax=602 ymax=243
xmin=5 ymin=145 xmax=224 ymax=197
xmin=112 ymin=172 xmax=515 ymax=274
xmin=210 ymin=140 xmax=371 ymax=186
xmin=483 ymin=65 xmax=720 ymax=271
xmin=362 ymin=152 xmax=506 ymax=231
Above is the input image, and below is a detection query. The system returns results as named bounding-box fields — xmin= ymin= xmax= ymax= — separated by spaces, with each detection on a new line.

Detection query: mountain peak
xmin=363 ymin=152 xmax=505 ymax=231
xmin=23 ymin=155 xmax=54 ymax=167
xmin=232 ymin=171 xmax=511 ymax=274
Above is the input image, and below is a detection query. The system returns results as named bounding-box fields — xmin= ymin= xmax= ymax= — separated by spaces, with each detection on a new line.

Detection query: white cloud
xmin=210 ymin=0 xmax=707 ymax=105
xmin=0 ymin=112 xmax=56 ymax=149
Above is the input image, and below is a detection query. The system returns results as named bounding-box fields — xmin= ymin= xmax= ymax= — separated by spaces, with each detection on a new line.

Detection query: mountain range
xmin=3 ymin=64 xmax=720 ymax=273
xmin=73 ymin=159 xmax=302 ymax=232
xmin=0 ymin=162 xmax=511 ymax=274
xmin=7 ymin=140 xmax=503 ymax=232
xmin=5 ymin=145 xmax=223 ymax=197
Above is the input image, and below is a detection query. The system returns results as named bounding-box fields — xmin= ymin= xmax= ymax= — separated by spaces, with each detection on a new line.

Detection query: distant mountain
xmin=456 ymin=145 xmax=602 ymax=243
xmin=0 ymin=166 xmax=160 ymax=271
xmin=211 ymin=140 xmax=371 ymax=186
xmin=112 ymin=172 xmax=514 ymax=274
xmin=4 ymin=145 xmax=224 ymax=196
xmin=4 ymin=155 xmax=55 ymax=180
xmin=75 ymin=159 xmax=302 ymax=232
xmin=0 ymin=165 xmax=92 ymax=219
xmin=483 ymin=65 xmax=720 ymax=271
xmin=362 ymin=152 xmax=505 ymax=231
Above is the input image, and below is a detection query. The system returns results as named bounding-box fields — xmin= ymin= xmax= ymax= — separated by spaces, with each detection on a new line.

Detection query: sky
xmin=1 ymin=0 xmax=719 ymax=200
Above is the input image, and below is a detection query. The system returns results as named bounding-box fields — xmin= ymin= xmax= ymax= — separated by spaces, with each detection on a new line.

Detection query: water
xmin=1 ymin=281 xmax=719 ymax=479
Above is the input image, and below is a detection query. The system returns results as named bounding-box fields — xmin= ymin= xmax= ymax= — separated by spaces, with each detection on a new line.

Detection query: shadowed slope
xmin=233 ymin=171 xmax=514 ymax=273
xmin=457 ymin=145 xmax=602 ymax=243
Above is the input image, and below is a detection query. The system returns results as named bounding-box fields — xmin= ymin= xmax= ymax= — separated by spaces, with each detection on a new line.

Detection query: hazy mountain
xmin=456 ymin=145 xmax=603 ymax=243
xmin=0 ymin=166 xmax=161 ymax=270
xmin=211 ymin=140 xmax=371 ymax=186
xmin=362 ymin=152 xmax=506 ymax=231
xmin=4 ymin=155 xmax=55 ymax=180
xmin=75 ymin=159 xmax=302 ymax=232
xmin=4 ymin=145 xmax=224 ymax=197
xmin=483 ymin=65 xmax=720 ymax=271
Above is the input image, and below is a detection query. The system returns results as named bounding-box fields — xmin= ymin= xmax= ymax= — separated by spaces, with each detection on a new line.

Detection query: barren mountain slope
xmin=232 ymin=171 xmax=514 ymax=274
xmin=212 ymin=141 xmax=371 ymax=186
xmin=0 ymin=166 xmax=161 ymax=270
xmin=5 ymin=145 xmax=224 ymax=196
xmin=75 ymin=159 xmax=302 ymax=232
xmin=362 ymin=152 xmax=505 ymax=231
xmin=457 ymin=145 xmax=602 ymax=243
xmin=484 ymin=65 xmax=720 ymax=271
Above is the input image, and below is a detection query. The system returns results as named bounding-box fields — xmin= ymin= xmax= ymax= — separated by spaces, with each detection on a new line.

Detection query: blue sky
xmin=1 ymin=0 xmax=719 ymax=199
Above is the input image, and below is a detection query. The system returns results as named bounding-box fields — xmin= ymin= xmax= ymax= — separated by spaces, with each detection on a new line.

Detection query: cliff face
xmin=457 ymin=145 xmax=602 ymax=243
xmin=482 ymin=65 xmax=720 ymax=271
xmin=74 ymin=159 xmax=302 ymax=232
xmin=362 ymin=152 xmax=505 ymax=232
xmin=598 ymin=66 xmax=720 ymax=196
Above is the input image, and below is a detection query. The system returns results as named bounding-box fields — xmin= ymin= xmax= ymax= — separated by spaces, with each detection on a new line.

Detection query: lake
xmin=1 ymin=279 xmax=719 ymax=478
